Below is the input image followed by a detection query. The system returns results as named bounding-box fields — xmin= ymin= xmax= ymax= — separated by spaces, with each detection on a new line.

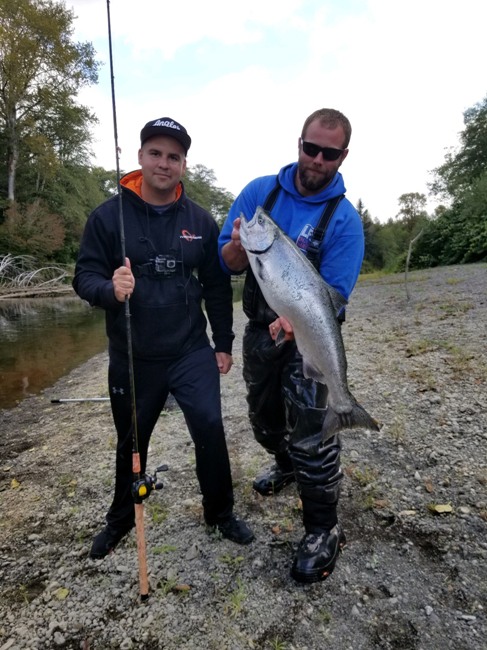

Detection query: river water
xmin=0 ymin=281 xmax=245 ymax=411
xmin=0 ymin=297 xmax=107 ymax=410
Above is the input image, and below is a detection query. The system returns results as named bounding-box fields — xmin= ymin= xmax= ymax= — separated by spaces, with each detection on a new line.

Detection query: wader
xmin=242 ymin=182 xmax=344 ymax=533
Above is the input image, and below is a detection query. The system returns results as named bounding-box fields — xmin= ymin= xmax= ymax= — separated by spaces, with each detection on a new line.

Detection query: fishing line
xmin=105 ymin=0 xmax=149 ymax=601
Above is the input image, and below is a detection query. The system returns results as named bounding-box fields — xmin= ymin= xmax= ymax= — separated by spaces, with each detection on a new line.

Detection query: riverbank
xmin=1 ymin=264 xmax=486 ymax=650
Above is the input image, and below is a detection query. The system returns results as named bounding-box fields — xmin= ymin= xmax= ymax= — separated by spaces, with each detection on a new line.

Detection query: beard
xmin=297 ymin=164 xmax=334 ymax=193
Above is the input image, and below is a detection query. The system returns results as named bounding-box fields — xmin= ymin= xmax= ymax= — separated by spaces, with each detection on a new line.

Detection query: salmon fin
xmin=302 ymin=359 xmax=326 ymax=383
xmin=324 ymin=282 xmax=348 ymax=319
xmin=322 ymin=401 xmax=380 ymax=440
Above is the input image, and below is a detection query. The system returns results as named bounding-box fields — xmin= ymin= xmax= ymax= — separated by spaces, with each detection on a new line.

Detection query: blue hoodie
xmin=218 ymin=163 xmax=364 ymax=301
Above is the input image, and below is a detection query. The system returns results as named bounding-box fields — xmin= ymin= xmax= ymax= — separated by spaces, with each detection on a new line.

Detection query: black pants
xmin=106 ymin=346 xmax=234 ymax=530
xmin=242 ymin=323 xmax=342 ymax=533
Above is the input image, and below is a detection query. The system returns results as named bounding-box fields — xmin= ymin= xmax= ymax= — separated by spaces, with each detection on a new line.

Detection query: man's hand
xmin=113 ymin=257 xmax=135 ymax=302
xmin=221 ymin=217 xmax=249 ymax=272
xmin=216 ymin=352 xmax=233 ymax=375
xmin=269 ymin=316 xmax=294 ymax=343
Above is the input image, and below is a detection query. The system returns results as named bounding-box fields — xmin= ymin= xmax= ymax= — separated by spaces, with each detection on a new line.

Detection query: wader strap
xmin=306 ymin=195 xmax=344 ymax=270
xmin=262 ymin=182 xmax=281 ymax=212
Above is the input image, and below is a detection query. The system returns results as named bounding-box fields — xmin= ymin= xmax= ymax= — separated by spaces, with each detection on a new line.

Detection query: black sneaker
xmin=290 ymin=525 xmax=346 ymax=584
xmin=90 ymin=524 xmax=134 ymax=559
xmin=253 ymin=463 xmax=295 ymax=496
xmin=209 ymin=515 xmax=255 ymax=545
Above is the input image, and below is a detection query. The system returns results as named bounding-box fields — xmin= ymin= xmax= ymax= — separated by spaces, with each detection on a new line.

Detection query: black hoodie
xmin=73 ymin=170 xmax=234 ymax=360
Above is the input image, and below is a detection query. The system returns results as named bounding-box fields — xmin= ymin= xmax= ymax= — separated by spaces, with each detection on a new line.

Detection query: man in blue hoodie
xmin=218 ymin=108 xmax=364 ymax=584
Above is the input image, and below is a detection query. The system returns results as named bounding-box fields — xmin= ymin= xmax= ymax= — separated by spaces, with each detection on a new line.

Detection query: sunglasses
xmin=300 ymin=138 xmax=345 ymax=161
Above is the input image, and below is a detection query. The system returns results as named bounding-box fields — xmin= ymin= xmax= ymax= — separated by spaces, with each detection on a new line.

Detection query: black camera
xmin=152 ymin=254 xmax=177 ymax=276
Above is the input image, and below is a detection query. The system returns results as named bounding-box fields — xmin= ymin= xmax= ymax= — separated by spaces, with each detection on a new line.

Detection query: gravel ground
xmin=0 ymin=263 xmax=486 ymax=650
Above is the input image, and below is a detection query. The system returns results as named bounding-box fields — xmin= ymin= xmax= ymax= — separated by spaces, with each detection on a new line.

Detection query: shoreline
xmin=1 ymin=264 xmax=486 ymax=650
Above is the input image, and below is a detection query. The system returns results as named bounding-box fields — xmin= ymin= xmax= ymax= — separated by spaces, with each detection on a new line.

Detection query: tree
xmin=184 ymin=164 xmax=234 ymax=228
xmin=0 ymin=0 xmax=99 ymax=202
xmin=0 ymin=199 xmax=65 ymax=256
xmin=430 ymin=94 xmax=487 ymax=201
xmin=48 ymin=165 xmax=118 ymax=262
xmin=412 ymin=94 xmax=487 ymax=268
xmin=396 ymin=192 xmax=428 ymax=234
xmin=412 ymin=174 xmax=487 ymax=268
xmin=356 ymin=199 xmax=383 ymax=271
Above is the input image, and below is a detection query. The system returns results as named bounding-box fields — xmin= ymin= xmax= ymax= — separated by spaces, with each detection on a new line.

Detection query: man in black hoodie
xmin=73 ymin=117 xmax=254 ymax=558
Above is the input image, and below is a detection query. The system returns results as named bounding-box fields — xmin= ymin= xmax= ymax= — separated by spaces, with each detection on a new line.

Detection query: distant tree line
xmin=1 ymin=0 xmax=485 ymax=272
xmin=0 ymin=0 xmax=233 ymax=266
xmin=359 ymin=95 xmax=487 ymax=272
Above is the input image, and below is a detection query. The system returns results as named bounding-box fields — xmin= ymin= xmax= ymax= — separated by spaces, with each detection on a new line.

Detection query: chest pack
xmin=242 ymin=181 xmax=344 ymax=324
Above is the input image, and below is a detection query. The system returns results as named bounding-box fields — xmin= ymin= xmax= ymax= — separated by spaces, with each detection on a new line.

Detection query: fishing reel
xmin=132 ymin=464 xmax=168 ymax=503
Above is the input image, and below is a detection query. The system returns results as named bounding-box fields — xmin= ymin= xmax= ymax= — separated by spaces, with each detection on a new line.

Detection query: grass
xmin=147 ymin=501 xmax=168 ymax=524
xmin=437 ymin=300 xmax=475 ymax=318
xmin=405 ymin=336 xmax=483 ymax=380
xmin=219 ymin=553 xmax=245 ymax=567
xmin=7 ymin=579 xmax=45 ymax=604
xmin=317 ymin=610 xmax=333 ymax=625
xmin=158 ymin=577 xmax=179 ymax=596
xmin=385 ymin=402 xmax=407 ymax=441
xmin=268 ymin=638 xmax=288 ymax=650
xmin=58 ymin=473 xmax=78 ymax=497
xmin=406 ymin=338 xmax=438 ymax=356
xmin=224 ymin=577 xmax=247 ymax=618
xmin=407 ymin=367 xmax=438 ymax=391
xmin=346 ymin=465 xmax=380 ymax=509
xmin=152 ymin=544 xmax=178 ymax=554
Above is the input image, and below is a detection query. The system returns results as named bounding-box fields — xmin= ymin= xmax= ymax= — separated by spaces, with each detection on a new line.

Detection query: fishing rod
xmin=106 ymin=0 xmax=149 ymax=601
xmin=51 ymin=398 xmax=110 ymax=404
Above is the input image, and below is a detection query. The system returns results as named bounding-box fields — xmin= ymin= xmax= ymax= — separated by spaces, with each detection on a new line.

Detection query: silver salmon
xmin=239 ymin=206 xmax=379 ymax=439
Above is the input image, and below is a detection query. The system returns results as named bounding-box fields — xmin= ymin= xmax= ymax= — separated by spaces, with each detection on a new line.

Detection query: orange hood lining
xmin=121 ymin=169 xmax=182 ymax=201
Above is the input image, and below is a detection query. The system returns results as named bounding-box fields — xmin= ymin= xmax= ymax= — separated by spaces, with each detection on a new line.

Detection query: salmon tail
xmin=322 ymin=401 xmax=381 ymax=440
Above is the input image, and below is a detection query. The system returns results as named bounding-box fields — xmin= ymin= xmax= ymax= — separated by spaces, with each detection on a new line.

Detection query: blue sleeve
xmin=320 ymin=199 xmax=364 ymax=300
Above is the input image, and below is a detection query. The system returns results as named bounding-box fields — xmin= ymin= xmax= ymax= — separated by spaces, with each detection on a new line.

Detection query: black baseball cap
xmin=140 ymin=117 xmax=191 ymax=153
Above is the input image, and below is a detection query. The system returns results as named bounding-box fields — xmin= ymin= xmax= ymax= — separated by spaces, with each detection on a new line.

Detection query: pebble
xmin=1 ymin=265 xmax=486 ymax=650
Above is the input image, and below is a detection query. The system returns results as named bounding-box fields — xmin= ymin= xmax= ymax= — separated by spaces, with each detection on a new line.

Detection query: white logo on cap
xmin=152 ymin=119 xmax=181 ymax=131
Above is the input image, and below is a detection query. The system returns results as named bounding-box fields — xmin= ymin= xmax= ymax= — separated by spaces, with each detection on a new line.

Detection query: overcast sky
xmin=66 ymin=0 xmax=487 ymax=222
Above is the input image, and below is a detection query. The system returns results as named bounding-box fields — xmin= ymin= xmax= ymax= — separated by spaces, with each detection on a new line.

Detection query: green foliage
xmin=357 ymin=199 xmax=385 ymax=270
xmin=0 ymin=165 xmax=116 ymax=262
xmin=0 ymin=1 xmax=484 ymax=273
xmin=396 ymin=192 xmax=428 ymax=234
xmin=410 ymin=175 xmax=487 ymax=268
xmin=0 ymin=0 xmax=100 ymax=233
xmin=47 ymin=165 xmax=118 ymax=262
xmin=0 ymin=0 xmax=108 ymax=262
xmin=410 ymin=95 xmax=487 ymax=269
xmin=362 ymin=95 xmax=487 ymax=272
xmin=184 ymin=164 xmax=234 ymax=228
xmin=0 ymin=200 xmax=65 ymax=256
xmin=430 ymin=95 xmax=487 ymax=200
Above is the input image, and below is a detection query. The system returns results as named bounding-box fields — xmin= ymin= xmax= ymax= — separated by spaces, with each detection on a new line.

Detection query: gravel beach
xmin=1 ymin=263 xmax=486 ymax=650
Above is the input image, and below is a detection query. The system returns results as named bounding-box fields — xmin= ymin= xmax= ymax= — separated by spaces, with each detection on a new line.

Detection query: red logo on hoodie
xmin=181 ymin=230 xmax=202 ymax=241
